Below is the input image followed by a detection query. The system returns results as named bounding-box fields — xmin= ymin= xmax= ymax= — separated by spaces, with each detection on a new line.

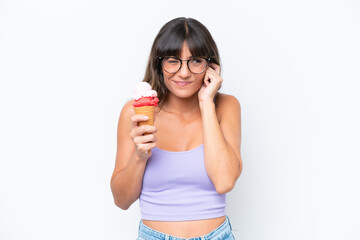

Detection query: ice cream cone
xmin=133 ymin=105 xmax=155 ymax=126
xmin=134 ymin=105 xmax=156 ymax=154
xmin=132 ymin=82 xmax=159 ymax=155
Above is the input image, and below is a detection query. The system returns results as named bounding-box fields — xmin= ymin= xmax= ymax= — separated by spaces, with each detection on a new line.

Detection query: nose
xmin=177 ymin=60 xmax=191 ymax=78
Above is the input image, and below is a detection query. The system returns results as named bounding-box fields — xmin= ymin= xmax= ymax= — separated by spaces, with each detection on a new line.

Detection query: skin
xmin=110 ymin=41 xmax=242 ymax=238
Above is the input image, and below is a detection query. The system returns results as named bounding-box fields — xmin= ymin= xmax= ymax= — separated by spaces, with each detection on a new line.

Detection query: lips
xmin=172 ymin=80 xmax=192 ymax=87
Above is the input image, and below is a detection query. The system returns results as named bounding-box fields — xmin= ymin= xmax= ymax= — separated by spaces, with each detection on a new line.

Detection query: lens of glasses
xmin=188 ymin=57 xmax=207 ymax=73
xmin=162 ymin=57 xmax=207 ymax=74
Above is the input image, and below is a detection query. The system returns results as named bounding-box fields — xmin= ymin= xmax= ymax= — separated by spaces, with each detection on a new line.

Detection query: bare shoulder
xmin=215 ymin=93 xmax=241 ymax=121
xmin=116 ymin=99 xmax=135 ymax=133
xmin=117 ymin=99 xmax=135 ymax=141
xmin=121 ymin=99 xmax=135 ymax=116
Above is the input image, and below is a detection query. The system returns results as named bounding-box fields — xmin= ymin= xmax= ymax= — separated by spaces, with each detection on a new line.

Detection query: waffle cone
xmin=133 ymin=105 xmax=155 ymax=126
xmin=133 ymin=105 xmax=156 ymax=154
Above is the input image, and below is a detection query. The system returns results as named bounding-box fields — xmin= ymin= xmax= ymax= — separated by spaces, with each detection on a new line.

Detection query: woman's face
xmin=162 ymin=41 xmax=206 ymax=99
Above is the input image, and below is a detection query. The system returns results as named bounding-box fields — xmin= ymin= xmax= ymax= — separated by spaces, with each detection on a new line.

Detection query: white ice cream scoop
xmin=133 ymin=82 xmax=158 ymax=100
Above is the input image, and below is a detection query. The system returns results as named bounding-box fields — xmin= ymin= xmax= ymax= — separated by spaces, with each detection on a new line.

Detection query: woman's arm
xmin=200 ymin=94 xmax=242 ymax=194
xmin=110 ymin=100 xmax=156 ymax=210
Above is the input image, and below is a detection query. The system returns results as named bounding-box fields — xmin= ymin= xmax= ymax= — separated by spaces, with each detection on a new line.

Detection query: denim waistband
xmin=138 ymin=216 xmax=233 ymax=240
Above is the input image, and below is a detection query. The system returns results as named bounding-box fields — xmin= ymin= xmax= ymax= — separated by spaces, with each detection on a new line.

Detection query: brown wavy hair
xmin=142 ymin=17 xmax=221 ymax=110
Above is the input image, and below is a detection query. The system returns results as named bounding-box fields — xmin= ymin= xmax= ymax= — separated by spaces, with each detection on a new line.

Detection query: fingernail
xmin=144 ymin=116 xmax=149 ymax=120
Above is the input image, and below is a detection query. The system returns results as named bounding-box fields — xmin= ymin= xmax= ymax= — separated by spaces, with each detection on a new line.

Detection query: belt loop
xmin=165 ymin=234 xmax=169 ymax=240
xmin=201 ymin=236 xmax=206 ymax=240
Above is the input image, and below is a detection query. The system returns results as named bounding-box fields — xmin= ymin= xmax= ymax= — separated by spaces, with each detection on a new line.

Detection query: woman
xmin=111 ymin=17 xmax=242 ymax=240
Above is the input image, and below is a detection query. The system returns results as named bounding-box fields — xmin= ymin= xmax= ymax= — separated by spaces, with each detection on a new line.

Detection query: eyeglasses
xmin=159 ymin=56 xmax=211 ymax=74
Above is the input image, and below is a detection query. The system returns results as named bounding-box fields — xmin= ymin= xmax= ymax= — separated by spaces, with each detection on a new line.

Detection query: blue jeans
xmin=137 ymin=216 xmax=235 ymax=240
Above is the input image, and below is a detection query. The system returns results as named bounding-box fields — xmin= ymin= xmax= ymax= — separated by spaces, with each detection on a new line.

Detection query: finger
xmin=131 ymin=114 xmax=149 ymax=128
xmin=138 ymin=142 xmax=157 ymax=153
xmin=136 ymin=125 xmax=157 ymax=136
xmin=207 ymin=65 xmax=218 ymax=75
xmin=203 ymin=72 xmax=211 ymax=85
xmin=133 ymin=133 xmax=156 ymax=145
xmin=210 ymin=63 xmax=221 ymax=75
xmin=205 ymin=70 xmax=222 ymax=84
xmin=205 ymin=71 xmax=217 ymax=85
xmin=140 ymin=132 xmax=157 ymax=142
xmin=206 ymin=66 xmax=217 ymax=75
xmin=130 ymin=124 xmax=156 ymax=140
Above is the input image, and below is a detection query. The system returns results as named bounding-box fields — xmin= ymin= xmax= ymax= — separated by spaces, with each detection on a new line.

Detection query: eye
xmin=190 ymin=58 xmax=204 ymax=64
xmin=165 ymin=57 xmax=180 ymax=64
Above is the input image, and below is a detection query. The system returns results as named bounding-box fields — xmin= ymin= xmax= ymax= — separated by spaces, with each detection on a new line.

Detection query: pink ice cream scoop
xmin=132 ymin=82 xmax=159 ymax=107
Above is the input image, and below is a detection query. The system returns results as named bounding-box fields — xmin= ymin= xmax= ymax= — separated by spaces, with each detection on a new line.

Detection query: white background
xmin=1 ymin=0 xmax=359 ymax=239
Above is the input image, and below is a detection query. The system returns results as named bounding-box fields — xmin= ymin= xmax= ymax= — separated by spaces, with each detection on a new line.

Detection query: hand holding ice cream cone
xmin=131 ymin=82 xmax=159 ymax=155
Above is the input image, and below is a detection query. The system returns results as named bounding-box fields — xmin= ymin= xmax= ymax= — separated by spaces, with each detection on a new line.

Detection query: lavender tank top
xmin=139 ymin=144 xmax=226 ymax=221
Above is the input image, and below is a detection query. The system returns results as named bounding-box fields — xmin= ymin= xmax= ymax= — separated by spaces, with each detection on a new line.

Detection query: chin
xmin=177 ymin=90 xmax=202 ymax=100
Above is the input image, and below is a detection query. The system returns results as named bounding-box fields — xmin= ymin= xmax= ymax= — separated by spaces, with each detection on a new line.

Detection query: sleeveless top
xmin=139 ymin=94 xmax=226 ymax=221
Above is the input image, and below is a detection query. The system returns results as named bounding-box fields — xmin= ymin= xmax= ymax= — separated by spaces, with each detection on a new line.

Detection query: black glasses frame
xmin=158 ymin=56 xmax=211 ymax=74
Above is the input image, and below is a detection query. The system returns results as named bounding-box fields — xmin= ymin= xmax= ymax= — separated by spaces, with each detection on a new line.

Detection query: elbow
xmin=111 ymin=189 xmax=138 ymax=210
xmin=214 ymin=166 xmax=242 ymax=194
xmin=114 ymin=199 xmax=131 ymax=210
xmin=215 ymin=180 xmax=236 ymax=194
xmin=111 ymin=187 xmax=133 ymax=210
xmin=110 ymin=179 xmax=133 ymax=210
